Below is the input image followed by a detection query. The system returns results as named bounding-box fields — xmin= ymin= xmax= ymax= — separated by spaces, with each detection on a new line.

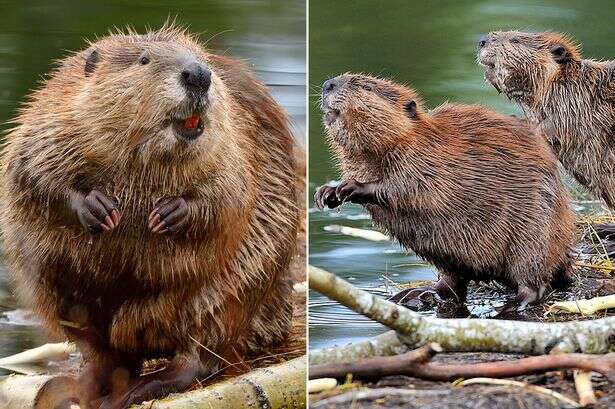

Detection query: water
xmin=308 ymin=0 xmax=615 ymax=349
xmin=0 ymin=0 xmax=306 ymax=373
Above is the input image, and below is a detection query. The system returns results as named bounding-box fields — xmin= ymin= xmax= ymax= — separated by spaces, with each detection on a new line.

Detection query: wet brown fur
xmin=0 ymin=24 xmax=300 ymax=405
xmin=478 ymin=31 xmax=615 ymax=208
xmin=320 ymin=73 xmax=575 ymax=305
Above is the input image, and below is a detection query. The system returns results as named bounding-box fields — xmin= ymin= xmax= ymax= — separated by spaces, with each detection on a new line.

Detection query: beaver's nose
xmin=478 ymin=35 xmax=489 ymax=48
xmin=181 ymin=63 xmax=212 ymax=92
xmin=323 ymin=78 xmax=337 ymax=94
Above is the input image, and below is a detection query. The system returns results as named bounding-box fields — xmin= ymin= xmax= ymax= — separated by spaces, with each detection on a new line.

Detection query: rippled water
xmin=0 ymin=0 xmax=305 ymax=372
xmin=308 ymin=0 xmax=615 ymax=349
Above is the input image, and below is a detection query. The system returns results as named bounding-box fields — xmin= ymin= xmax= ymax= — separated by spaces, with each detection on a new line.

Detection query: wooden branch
xmin=309 ymin=266 xmax=615 ymax=355
xmin=310 ymin=342 xmax=615 ymax=383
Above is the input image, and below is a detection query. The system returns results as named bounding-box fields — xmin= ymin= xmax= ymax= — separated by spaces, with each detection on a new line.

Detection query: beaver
xmin=477 ymin=31 xmax=615 ymax=209
xmin=314 ymin=73 xmax=574 ymax=311
xmin=0 ymin=25 xmax=300 ymax=408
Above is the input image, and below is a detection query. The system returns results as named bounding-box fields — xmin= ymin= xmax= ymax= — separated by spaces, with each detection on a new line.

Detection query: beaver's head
xmin=477 ymin=31 xmax=580 ymax=103
xmin=72 ymin=26 xmax=232 ymax=162
xmin=320 ymin=73 xmax=423 ymax=155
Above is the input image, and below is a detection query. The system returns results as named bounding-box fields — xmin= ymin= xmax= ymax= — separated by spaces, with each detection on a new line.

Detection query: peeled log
xmin=135 ymin=356 xmax=306 ymax=409
xmin=309 ymin=266 xmax=615 ymax=355
xmin=0 ymin=374 xmax=79 ymax=409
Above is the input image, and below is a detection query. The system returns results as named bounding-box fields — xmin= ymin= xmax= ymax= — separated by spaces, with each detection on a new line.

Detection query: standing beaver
xmin=0 ymin=25 xmax=300 ymax=408
xmin=477 ymin=31 xmax=615 ymax=208
xmin=314 ymin=73 xmax=574 ymax=311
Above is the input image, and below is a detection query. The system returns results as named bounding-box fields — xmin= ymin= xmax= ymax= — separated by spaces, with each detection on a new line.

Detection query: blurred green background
xmin=0 ymin=0 xmax=305 ymax=374
xmin=308 ymin=0 xmax=615 ymax=349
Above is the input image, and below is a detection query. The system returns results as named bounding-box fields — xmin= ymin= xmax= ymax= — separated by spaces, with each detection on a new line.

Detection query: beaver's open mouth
xmin=172 ymin=112 xmax=204 ymax=141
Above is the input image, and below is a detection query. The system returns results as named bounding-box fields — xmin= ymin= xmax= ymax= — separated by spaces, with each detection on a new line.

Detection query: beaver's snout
xmin=323 ymin=78 xmax=338 ymax=94
xmin=478 ymin=35 xmax=488 ymax=49
xmin=181 ymin=62 xmax=212 ymax=93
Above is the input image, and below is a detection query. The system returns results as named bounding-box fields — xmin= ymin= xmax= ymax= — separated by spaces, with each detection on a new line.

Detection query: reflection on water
xmin=308 ymin=0 xmax=615 ymax=349
xmin=0 ymin=0 xmax=305 ymax=373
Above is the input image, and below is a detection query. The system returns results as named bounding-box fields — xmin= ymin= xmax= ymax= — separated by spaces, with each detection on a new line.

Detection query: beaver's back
xmin=368 ymin=103 xmax=573 ymax=284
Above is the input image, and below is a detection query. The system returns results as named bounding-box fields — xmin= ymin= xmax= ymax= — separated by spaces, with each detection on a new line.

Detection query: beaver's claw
xmin=72 ymin=190 xmax=120 ymax=234
xmin=314 ymin=185 xmax=342 ymax=210
xmin=335 ymin=179 xmax=376 ymax=204
xmin=148 ymin=197 xmax=189 ymax=234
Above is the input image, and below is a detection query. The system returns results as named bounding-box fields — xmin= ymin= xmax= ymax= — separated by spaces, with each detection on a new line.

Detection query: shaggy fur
xmin=477 ymin=31 xmax=615 ymax=208
xmin=0 ymin=24 xmax=299 ymax=406
xmin=316 ymin=73 xmax=574 ymax=306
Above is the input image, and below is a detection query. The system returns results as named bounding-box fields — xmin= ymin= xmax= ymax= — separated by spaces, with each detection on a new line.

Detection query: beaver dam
xmin=308 ymin=207 xmax=615 ymax=409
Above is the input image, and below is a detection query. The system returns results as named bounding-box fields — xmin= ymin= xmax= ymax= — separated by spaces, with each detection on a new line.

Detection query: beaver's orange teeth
xmin=183 ymin=114 xmax=200 ymax=129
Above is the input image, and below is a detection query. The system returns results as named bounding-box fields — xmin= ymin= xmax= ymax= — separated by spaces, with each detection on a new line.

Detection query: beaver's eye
xmin=510 ymin=38 xmax=520 ymax=44
xmin=139 ymin=55 xmax=150 ymax=65
xmin=362 ymin=85 xmax=372 ymax=91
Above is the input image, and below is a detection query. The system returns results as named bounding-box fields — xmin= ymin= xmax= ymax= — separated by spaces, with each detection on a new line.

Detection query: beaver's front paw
xmin=335 ymin=179 xmax=375 ymax=204
xmin=148 ymin=197 xmax=188 ymax=234
xmin=314 ymin=185 xmax=343 ymax=210
xmin=71 ymin=190 xmax=120 ymax=234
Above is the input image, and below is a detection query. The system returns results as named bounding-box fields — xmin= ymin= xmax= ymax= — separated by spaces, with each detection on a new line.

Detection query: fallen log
xmin=309 ymin=330 xmax=408 ymax=365
xmin=309 ymin=342 xmax=615 ymax=383
xmin=0 ymin=374 xmax=79 ymax=409
xmin=136 ymin=355 xmax=306 ymax=409
xmin=309 ymin=265 xmax=615 ymax=355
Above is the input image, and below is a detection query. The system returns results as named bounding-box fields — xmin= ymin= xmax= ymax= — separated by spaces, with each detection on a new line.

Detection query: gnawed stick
xmin=573 ymin=370 xmax=597 ymax=406
xmin=309 ymin=265 xmax=615 ymax=355
xmin=547 ymin=294 xmax=615 ymax=315
xmin=310 ymin=342 xmax=615 ymax=383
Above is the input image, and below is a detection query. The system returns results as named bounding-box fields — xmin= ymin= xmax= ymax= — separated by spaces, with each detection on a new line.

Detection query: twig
xmin=456 ymin=378 xmax=580 ymax=408
xmin=573 ymin=370 xmax=597 ymax=406
xmin=308 ymin=378 xmax=337 ymax=393
xmin=309 ymin=265 xmax=615 ymax=355
xmin=309 ymin=387 xmax=451 ymax=408
xmin=310 ymin=343 xmax=615 ymax=383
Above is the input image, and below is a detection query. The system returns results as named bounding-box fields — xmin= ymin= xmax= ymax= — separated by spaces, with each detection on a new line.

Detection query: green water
xmin=308 ymin=0 xmax=615 ymax=349
xmin=0 ymin=0 xmax=305 ymax=373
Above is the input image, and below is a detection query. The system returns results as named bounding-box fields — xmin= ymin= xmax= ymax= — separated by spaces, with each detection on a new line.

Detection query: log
xmin=135 ymin=356 xmax=306 ymax=408
xmin=0 ymin=374 xmax=79 ymax=409
xmin=309 ymin=265 xmax=615 ymax=355
xmin=309 ymin=330 xmax=408 ymax=365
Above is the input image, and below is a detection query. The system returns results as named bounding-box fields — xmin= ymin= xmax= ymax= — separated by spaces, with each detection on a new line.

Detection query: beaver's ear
xmin=550 ymin=44 xmax=573 ymax=64
xmin=85 ymin=49 xmax=100 ymax=77
xmin=404 ymin=100 xmax=417 ymax=119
